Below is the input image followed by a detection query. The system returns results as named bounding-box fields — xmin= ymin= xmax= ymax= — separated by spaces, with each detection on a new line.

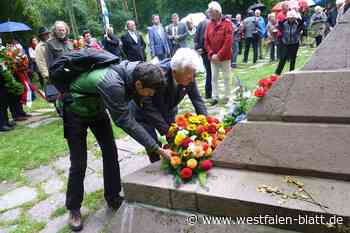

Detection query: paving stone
xmin=0 ymin=181 xmax=17 ymax=195
xmin=0 ymin=225 xmax=17 ymax=233
xmin=84 ymin=173 xmax=104 ymax=194
xmin=23 ymin=165 xmax=57 ymax=185
xmin=0 ymin=208 xmax=21 ymax=222
xmin=43 ymin=177 xmax=64 ymax=195
xmin=52 ymin=156 xmax=70 ymax=172
xmin=26 ymin=117 xmax=60 ymax=128
xmin=119 ymin=153 xmax=151 ymax=178
xmin=0 ymin=186 xmax=37 ymax=211
xmin=39 ymin=213 xmax=68 ymax=233
xmin=28 ymin=193 xmax=65 ymax=221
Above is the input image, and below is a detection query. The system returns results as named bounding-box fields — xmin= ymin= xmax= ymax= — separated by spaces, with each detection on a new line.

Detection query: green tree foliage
xmin=0 ymin=0 xmax=283 ymax=44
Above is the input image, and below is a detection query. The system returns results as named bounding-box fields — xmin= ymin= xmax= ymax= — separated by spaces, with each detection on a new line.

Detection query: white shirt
xmin=128 ymin=31 xmax=138 ymax=43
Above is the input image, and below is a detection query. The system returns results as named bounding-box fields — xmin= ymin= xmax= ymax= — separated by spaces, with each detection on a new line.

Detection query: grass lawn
xmin=0 ymin=98 xmax=125 ymax=182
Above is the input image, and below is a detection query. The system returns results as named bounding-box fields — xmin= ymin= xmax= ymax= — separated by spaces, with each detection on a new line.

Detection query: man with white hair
xmin=310 ymin=6 xmax=328 ymax=46
xmin=46 ymin=21 xmax=73 ymax=67
xmin=205 ymin=1 xmax=233 ymax=105
xmin=129 ymin=48 xmax=208 ymax=162
xmin=255 ymin=9 xmax=266 ymax=60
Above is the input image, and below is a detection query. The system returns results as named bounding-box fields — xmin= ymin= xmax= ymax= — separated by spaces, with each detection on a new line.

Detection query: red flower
xmin=270 ymin=74 xmax=279 ymax=82
xmin=207 ymin=116 xmax=219 ymax=124
xmin=254 ymin=87 xmax=267 ymax=97
xmin=207 ymin=124 xmax=217 ymax=134
xmin=196 ymin=125 xmax=207 ymax=135
xmin=180 ymin=167 xmax=193 ymax=179
xmin=258 ymin=78 xmax=272 ymax=88
xmin=203 ymin=143 xmax=209 ymax=151
xmin=176 ymin=116 xmax=188 ymax=128
xmin=181 ymin=137 xmax=193 ymax=149
xmin=201 ymin=160 xmax=213 ymax=171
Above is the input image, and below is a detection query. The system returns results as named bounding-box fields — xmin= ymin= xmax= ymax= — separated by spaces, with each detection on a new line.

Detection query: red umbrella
xmin=271 ymin=1 xmax=289 ymax=12
xmin=298 ymin=0 xmax=309 ymax=12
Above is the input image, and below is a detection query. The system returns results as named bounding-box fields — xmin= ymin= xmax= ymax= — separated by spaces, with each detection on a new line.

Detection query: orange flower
xmin=170 ymin=156 xmax=182 ymax=168
xmin=175 ymin=115 xmax=188 ymax=128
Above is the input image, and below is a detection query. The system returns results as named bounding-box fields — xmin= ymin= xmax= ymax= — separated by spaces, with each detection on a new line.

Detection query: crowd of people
xmin=1 ymin=0 xmax=350 ymax=231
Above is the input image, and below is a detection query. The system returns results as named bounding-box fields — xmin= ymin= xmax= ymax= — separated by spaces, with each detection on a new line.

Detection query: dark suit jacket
xmin=121 ymin=31 xmax=146 ymax=62
xmin=166 ymin=22 xmax=188 ymax=48
xmin=139 ymin=59 xmax=207 ymax=135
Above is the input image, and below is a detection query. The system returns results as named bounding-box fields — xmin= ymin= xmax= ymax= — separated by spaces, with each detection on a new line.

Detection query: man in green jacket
xmin=63 ymin=60 xmax=171 ymax=231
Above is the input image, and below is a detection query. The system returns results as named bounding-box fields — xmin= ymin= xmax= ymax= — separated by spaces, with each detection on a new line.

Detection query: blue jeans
xmin=231 ymin=41 xmax=239 ymax=65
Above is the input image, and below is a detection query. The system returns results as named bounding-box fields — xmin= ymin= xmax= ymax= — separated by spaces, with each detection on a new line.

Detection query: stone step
xmin=248 ymin=70 xmax=350 ymax=123
xmin=108 ymin=202 xmax=302 ymax=233
xmin=213 ymin=121 xmax=350 ymax=181
xmin=122 ymin=163 xmax=350 ymax=233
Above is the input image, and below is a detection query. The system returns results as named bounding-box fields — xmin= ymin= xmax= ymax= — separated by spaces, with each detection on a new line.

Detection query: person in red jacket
xmin=276 ymin=2 xmax=289 ymax=59
xmin=205 ymin=1 xmax=233 ymax=106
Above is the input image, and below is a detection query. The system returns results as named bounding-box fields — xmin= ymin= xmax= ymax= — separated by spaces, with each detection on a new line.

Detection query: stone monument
xmin=108 ymin=11 xmax=350 ymax=233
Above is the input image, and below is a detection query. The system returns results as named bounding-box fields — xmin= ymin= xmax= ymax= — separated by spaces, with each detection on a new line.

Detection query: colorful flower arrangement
xmin=161 ymin=113 xmax=228 ymax=188
xmin=254 ymin=74 xmax=280 ymax=98
xmin=0 ymin=47 xmax=24 ymax=95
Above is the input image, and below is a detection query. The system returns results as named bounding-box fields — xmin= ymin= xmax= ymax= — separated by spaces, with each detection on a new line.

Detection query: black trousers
xmin=315 ymin=36 xmax=322 ymax=47
xmin=63 ymin=109 xmax=121 ymax=210
xmin=8 ymin=94 xmax=26 ymax=119
xmin=243 ymin=37 xmax=258 ymax=64
xmin=275 ymin=43 xmax=299 ymax=75
xmin=0 ymin=87 xmax=9 ymax=127
xmin=201 ymin=53 xmax=212 ymax=99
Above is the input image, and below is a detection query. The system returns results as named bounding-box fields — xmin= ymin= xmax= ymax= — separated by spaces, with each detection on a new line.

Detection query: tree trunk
xmin=132 ymin=0 xmax=139 ymax=24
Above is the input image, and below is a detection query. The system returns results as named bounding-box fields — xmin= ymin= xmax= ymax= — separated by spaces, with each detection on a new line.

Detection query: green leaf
xmin=174 ymin=174 xmax=183 ymax=188
xmin=160 ymin=159 xmax=170 ymax=171
xmin=198 ymin=171 xmax=207 ymax=187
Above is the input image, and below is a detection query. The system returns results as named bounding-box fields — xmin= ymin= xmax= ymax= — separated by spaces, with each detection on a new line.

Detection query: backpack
xmin=49 ymin=48 xmax=121 ymax=93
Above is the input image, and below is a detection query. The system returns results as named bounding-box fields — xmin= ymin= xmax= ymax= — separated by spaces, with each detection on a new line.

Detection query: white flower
xmin=178 ymin=129 xmax=189 ymax=137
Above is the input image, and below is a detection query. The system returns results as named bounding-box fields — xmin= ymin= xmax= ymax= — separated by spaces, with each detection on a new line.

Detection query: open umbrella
xmin=0 ymin=21 xmax=31 ymax=33
xmin=180 ymin=13 xmax=206 ymax=27
xmin=272 ymin=1 xmax=289 ymax=12
xmin=248 ymin=3 xmax=266 ymax=12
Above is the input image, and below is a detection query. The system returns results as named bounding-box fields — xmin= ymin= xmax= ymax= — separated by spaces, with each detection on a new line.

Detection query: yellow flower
xmin=188 ymin=116 xmax=200 ymax=124
xmin=205 ymin=147 xmax=213 ymax=157
xmin=218 ymin=127 xmax=225 ymax=134
xmin=201 ymin=132 xmax=210 ymax=141
xmin=197 ymin=115 xmax=207 ymax=124
xmin=174 ymin=134 xmax=186 ymax=146
xmin=168 ymin=123 xmax=178 ymax=135
xmin=187 ymin=159 xmax=198 ymax=169
xmin=187 ymin=124 xmax=197 ymax=131
xmin=183 ymin=149 xmax=191 ymax=158
xmin=218 ymin=133 xmax=225 ymax=140
xmin=170 ymin=156 xmax=182 ymax=168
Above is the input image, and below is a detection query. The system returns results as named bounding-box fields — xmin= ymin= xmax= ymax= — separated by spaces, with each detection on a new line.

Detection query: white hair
xmin=315 ymin=6 xmax=323 ymax=13
xmin=170 ymin=48 xmax=200 ymax=72
xmin=208 ymin=1 xmax=222 ymax=14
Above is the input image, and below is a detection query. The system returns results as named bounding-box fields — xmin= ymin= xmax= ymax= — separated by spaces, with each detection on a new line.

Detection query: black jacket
xmin=121 ymin=31 xmax=146 ymax=62
xmin=96 ymin=61 xmax=159 ymax=152
xmin=194 ymin=19 xmax=209 ymax=51
xmin=139 ymin=59 xmax=208 ymax=135
xmin=102 ymin=34 xmax=123 ymax=57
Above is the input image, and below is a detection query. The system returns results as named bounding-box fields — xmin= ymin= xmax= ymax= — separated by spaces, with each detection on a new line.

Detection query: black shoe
xmin=107 ymin=196 xmax=124 ymax=211
xmin=68 ymin=210 xmax=83 ymax=232
xmin=209 ymin=99 xmax=218 ymax=106
xmin=7 ymin=121 xmax=16 ymax=127
xmin=0 ymin=125 xmax=13 ymax=132
xmin=24 ymin=113 xmax=32 ymax=117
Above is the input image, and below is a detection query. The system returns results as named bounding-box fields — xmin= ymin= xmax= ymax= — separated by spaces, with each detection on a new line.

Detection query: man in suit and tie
xmin=166 ymin=13 xmax=189 ymax=56
xmin=121 ymin=20 xmax=147 ymax=62
xmin=148 ymin=15 xmax=170 ymax=60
